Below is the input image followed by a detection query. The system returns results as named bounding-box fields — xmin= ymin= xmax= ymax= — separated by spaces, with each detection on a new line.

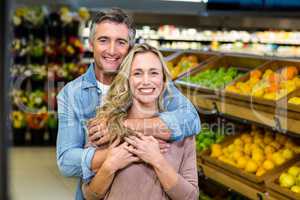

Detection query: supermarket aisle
xmin=9 ymin=147 xmax=77 ymax=200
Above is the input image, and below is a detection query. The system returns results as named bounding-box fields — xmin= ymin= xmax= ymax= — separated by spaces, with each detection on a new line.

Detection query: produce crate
xmin=165 ymin=50 xmax=219 ymax=80
xmin=265 ymin=161 xmax=300 ymax=200
xmin=278 ymin=88 xmax=300 ymax=113
xmin=176 ymin=55 xmax=268 ymax=96
xmin=200 ymin=134 xmax=300 ymax=186
xmin=225 ymin=60 xmax=300 ymax=107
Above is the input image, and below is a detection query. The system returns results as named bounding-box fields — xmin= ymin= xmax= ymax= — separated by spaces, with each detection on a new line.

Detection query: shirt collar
xmin=82 ymin=64 xmax=98 ymax=89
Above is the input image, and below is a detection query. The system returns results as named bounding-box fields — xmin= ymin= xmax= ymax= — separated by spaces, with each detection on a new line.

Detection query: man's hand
xmin=87 ymin=118 xmax=110 ymax=146
xmin=103 ymin=139 xmax=140 ymax=173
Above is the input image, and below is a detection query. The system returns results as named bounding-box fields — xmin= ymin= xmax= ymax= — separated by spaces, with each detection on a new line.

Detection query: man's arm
xmin=56 ymin=85 xmax=96 ymax=181
xmin=124 ymin=117 xmax=171 ymax=140
xmin=125 ymin=82 xmax=201 ymax=142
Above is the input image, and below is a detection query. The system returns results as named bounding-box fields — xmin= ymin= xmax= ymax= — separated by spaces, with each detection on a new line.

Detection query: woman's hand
xmin=103 ymin=139 xmax=140 ymax=173
xmin=124 ymin=133 xmax=164 ymax=166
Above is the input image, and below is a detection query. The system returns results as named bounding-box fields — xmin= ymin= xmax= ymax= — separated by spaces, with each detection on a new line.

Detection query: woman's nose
xmin=142 ymin=74 xmax=150 ymax=84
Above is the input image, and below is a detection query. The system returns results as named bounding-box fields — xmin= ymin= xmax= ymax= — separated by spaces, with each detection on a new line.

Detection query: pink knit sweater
xmin=103 ymin=136 xmax=199 ymax=200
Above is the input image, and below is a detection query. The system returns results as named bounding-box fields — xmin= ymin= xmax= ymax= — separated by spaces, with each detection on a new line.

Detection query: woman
xmin=83 ymin=44 xmax=198 ymax=200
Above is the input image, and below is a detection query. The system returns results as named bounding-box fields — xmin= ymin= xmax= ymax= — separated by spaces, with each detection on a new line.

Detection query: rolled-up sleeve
xmin=165 ymin=136 xmax=199 ymax=200
xmin=159 ymin=83 xmax=201 ymax=141
xmin=56 ymin=86 xmax=95 ymax=180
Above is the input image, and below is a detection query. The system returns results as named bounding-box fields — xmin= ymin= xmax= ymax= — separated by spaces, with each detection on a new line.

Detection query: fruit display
xmin=166 ymin=54 xmax=200 ymax=79
xmin=210 ymin=126 xmax=300 ymax=177
xmin=278 ymin=165 xmax=300 ymax=193
xmin=196 ymin=128 xmax=225 ymax=152
xmin=226 ymin=66 xmax=300 ymax=101
xmin=181 ymin=67 xmax=244 ymax=89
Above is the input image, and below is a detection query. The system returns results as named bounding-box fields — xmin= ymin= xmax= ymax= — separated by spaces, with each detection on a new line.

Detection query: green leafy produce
xmin=196 ymin=128 xmax=225 ymax=152
xmin=182 ymin=67 xmax=244 ymax=89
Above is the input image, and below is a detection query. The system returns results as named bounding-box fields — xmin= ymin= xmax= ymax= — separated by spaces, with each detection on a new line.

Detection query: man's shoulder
xmin=57 ymin=75 xmax=85 ymax=98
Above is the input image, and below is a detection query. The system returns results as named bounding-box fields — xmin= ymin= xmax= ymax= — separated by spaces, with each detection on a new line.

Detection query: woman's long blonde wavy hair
xmin=93 ymin=43 xmax=173 ymax=142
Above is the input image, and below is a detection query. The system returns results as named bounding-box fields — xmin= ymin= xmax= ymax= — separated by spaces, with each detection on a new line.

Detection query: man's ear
xmin=89 ymin=40 xmax=93 ymax=51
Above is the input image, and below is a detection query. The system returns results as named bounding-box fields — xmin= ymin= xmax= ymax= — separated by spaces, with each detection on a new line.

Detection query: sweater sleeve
xmin=165 ymin=136 xmax=199 ymax=200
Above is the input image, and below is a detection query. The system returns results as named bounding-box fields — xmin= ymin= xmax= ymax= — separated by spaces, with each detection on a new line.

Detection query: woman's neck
xmin=128 ymin=100 xmax=158 ymax=119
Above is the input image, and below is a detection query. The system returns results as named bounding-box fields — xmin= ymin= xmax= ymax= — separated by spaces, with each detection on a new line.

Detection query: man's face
xmin=90 ymin=20 xmax=130 ymax=74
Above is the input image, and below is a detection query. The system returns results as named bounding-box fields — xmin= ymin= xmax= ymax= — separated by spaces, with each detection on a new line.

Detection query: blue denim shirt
xmin=56 ymin=64 xmax=201 ymax=200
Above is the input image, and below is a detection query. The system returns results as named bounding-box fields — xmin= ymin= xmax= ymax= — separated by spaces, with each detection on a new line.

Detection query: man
xmin=56 ymin=8 xmax=200 ymax=200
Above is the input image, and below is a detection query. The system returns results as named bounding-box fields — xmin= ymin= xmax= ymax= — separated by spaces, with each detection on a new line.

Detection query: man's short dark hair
xmin=89 ymin=8 xmax=135 ymax=46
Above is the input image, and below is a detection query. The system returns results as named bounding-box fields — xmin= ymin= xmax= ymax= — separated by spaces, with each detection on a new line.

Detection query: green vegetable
xmin=182 ymin=67 xmax=244 ymax=89
xmin=196 ymin=128 xmax=225 ymax=152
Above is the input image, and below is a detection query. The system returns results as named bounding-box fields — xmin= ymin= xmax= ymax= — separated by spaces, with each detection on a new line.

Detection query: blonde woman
xmin=83 ymin=44 xmax=199 ymax=200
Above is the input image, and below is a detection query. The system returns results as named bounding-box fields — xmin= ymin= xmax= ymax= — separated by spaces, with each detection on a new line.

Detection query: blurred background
xmin=3 ymin=0 xmax=300 ymax=200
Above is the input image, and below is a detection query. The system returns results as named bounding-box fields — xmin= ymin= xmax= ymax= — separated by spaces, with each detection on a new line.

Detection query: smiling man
xmin=56 ymin=8 xmax=201 ymax=200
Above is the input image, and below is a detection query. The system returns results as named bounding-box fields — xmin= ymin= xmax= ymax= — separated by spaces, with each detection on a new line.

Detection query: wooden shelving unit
xmin=199 ymin=162 xmax=278 ymax=200
xmin=181 ymin=90 xmax=300 ymax=135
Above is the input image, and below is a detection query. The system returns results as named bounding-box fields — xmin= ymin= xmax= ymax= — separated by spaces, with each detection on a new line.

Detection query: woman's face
xmin=129 ymin=51 xmax=164 ymax=106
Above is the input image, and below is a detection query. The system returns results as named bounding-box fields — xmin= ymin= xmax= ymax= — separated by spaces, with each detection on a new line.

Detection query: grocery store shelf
xmin=142 ymin=37 xmax=300 ymax=46
xmin=200 ymin=163 xmax=277 ymax=200
xmin=181 ymin=91 xmax=300 ymax=136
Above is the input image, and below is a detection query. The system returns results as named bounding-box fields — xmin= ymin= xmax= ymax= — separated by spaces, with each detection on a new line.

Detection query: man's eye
xmin=151 ymin=72 xmax=159 ymax=75
xmin=118 ymin=40 xmax=127 ymax=46
xmin=99 ymin=39 xmax=107 ymax=43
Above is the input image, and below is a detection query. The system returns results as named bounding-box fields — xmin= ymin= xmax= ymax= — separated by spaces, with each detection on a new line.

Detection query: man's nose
xmin=108 ymin=42 xmax=116 ymax=55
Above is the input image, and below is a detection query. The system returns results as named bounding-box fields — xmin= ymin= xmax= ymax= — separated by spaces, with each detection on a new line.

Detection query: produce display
xmin=277 ymin=165 xmax=300 ymax=193
xmin=196 ymin=128 xmax=225 ymax=152
xmin=226 ymin=66 xmax=300 ymax=100
xmin=166 ymin=54 xmax=199 ymax=79
xmin=210 ymin=126 xmax=300 ymax=176
xmin=181 ymin=67 xmax=244 ymax=89
xmin=137 ymin=26 xmax=300 ymax=58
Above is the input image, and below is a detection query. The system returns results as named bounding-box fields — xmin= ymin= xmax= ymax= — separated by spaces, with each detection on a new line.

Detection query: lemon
xmin=252 ymin=153 xmax=264 ymax=165
xmin=211 ymin=144 xmax=223 ymax=158
xmin=232 ymin=151 xmax=244 ymax=162
xmin=234 ymin=138 xmax=244 ymax=147
xmin=256 ymin=167 xmax=266 ymax=176
xmin=244 ymin=143 xmax=252 ymax=156
xmin=263 ymin=160 xmax=275 ymax=171
xmin=280 ymin=173 xmax=296 ymax=188
xmin=264 ymin=145 xmax=276 ymax=155
xmin=245 ymin=160 xmax=258 ymax=173
xmin=282 ymin=148 xmax=294 ymax=160
xmin=237 ymin=157 xmax=248 ymax=169
xmin=291 ymin=185 xmax=300 ymax=193
xmin=272 ymin=152 xmax=286 ymax=166
xmin=288 ymin=166 xmax=300 ymax=177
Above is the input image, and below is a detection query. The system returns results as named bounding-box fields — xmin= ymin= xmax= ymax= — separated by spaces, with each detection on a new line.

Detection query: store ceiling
xmin=14 ymin=0 xmax=300 ymax=30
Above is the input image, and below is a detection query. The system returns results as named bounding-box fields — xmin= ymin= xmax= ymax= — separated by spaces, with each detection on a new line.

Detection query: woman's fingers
xmin=124 ymin=145 xmax=138 ymax=155
xmin=124 ymin=137 xmax=138 ymax=148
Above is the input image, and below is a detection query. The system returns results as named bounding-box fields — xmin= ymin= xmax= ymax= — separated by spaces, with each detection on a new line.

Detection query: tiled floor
xmin=9 ymin=147 xmax=78 ymax=200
